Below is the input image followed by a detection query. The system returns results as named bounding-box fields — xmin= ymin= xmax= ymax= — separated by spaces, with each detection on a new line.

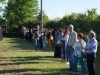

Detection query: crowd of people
xmin=20 ymin=25 xmax=98 ymax=75
xmin=20 ymin=26 xmax=56 ymax=50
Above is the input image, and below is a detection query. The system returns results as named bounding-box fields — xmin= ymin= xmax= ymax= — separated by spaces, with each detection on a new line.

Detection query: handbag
xmin=50 ymin=35 xmax=54 ymax=40
xmin=81 ymin=50 xmax=87 ymax=58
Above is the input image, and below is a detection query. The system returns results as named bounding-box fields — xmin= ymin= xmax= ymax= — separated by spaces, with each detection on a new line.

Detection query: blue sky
xmin=0 ymin=0 xmax=100 ymax=19
xmin=38 ymin=0 xmax=100 ymax=19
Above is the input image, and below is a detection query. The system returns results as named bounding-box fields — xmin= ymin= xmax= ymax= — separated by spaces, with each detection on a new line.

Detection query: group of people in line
xmin=53 ymin=25 xmax=98 ymax=75
xmin=20 ymin=25 xmax=97 ymax=75
xmin=20 ymin=26 xmax=56 ymax=50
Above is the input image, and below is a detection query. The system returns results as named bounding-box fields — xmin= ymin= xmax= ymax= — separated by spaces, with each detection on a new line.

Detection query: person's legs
xmin=48 ymin=39 xmax=52 ymax=50
xmin=67 ymin=46 xmax=71 ymax=68
xmin=70 ymin=47 xmax=74 ymax=71
xmin=65 ymin=49 xmax=69 ymax=62
xmin=34 ymin=38 xmax=37 ymax=51
xmin=59 ymin=46 xmax=62 ymax=58
xmin=40 ymin=37 xmax=43 ymax=48
xmin=87 ymin=54 xmax=91 ymax=75
xmin=74 ymin=56 xmax=78 ymax=73
xmin=91 ymin=53 xmax=96 ymax=75
xmin=67 ymin=46 xmax=74 ymax=71
xmin=43 ymin=38 xmax=45 ymax=49
xmin=79 ymin=57 xmax=86 ymax=75
xmin=87 ymin=53 xmax=96 ymax=75
xmin=45 ymin=41 xmax=47 ymax=50
xmin=62 ymin=46 xmax=65 ymax=60
xmin=47 ymin=39 xmax=50 ymax=50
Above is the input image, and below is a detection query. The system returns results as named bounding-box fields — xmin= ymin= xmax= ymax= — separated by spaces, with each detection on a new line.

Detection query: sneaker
xmin=66 ymin=62 xmax=69 ymax=64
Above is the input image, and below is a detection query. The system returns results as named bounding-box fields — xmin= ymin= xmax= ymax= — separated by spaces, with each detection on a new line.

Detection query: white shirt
xmin=75 ymin=40 xmax=86 ymax=57
xmin=62 ymin=33 xmax=69 ymax=49
xmin=68 ymin=32 xmax=72 ymax=46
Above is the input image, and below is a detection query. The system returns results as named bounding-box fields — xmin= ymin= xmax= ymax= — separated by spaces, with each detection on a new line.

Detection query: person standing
xmin=29 ymin=28 xmax=33 ymax=43
xmin=62 ymin=26 xmax=69 ymax=62
xmin=33 ymin=26 xmax=40 ymax=51
xmin=67 ymin=24 xmax=77 ymax=71
xmin=54 ymin=28 xmax=64 ymax=58
xmin=43 ymin=28 xmax=48 ymax=50
xmin=86 ymin=31 xmax=98 ymax=75
xmin=72 ymin=33 xmax=86 ymax=75
xmin=47 ymin=28 xmax=52 ymax=50
xmin=26 ymin=28 xmax=29 ymax=41
xmin=39 ymin=28 xmax=43 ymax=49
xmin=0 ymin=27 xmax=3 ymax=41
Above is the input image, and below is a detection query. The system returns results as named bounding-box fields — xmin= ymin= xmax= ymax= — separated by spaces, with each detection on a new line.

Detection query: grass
xmin=0 ymin=38 xmax=100 ymax=75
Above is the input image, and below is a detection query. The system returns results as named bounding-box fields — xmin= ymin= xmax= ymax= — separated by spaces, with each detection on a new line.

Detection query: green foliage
xmin=45 ymin=8 xmax=100 ymax=42
xmin=38 ymin=11 xmax=49 ymax=26
xmin=0 ymin=0 xmax=5 ymax=2
xmin=7 ymin=0 xmax=39 ymax=28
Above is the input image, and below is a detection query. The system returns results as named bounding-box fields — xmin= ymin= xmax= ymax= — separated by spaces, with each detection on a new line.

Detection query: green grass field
xmin=0 ymin=38 xmax=100 ymax=75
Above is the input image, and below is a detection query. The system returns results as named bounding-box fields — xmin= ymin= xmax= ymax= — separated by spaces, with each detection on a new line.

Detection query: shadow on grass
xmin=0 ymin=56 xmax=59 ymax=66
xmin=7 ymin=38 xmax=35 ymax=51
xmin=0 ymin=68 xmax=71 ymax=75
xmin=6 ymin=38 xmax=55 ymax=52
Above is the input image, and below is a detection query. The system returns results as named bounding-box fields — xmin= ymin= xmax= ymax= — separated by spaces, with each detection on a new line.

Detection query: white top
xmin=62 ymin=33 xmax=69 ymax=49
xmin=68 ymin=32 xmax=72 ymax=46
xmin=74 ymin=39 xmax=86 ymax=57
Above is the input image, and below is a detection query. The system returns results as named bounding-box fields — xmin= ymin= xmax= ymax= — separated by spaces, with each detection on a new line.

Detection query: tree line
xmin=46 ymin=8 xmax=100 ymax=41
xmin=0 ymin=0 xmax=100 ymax=42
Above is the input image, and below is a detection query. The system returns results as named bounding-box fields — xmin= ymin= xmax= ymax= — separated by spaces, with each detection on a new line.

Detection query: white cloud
xmin=46 ymin=13 xmax=64 ymax=20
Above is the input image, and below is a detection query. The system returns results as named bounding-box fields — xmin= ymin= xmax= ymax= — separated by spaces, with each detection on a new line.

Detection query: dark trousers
xmin=39 ymin=37 xmax=43 ymax=49
xmin=87 ymin=53 xmax=96 ymax=75
xmin=62 ymin=46 xmax=65 ymax=60
xmin=54 ymin=45 xmax=61 ymax=58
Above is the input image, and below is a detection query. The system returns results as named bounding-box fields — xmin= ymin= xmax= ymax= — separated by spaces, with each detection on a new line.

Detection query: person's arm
xmin=72 ymin=32 xmax=77 ymax=49
xmin=73 ymin=42 xmax=77 ymax=58
xmin=80 ymin=40 xmax=86 ymax=50
xmin=62 ymin=34 xmax=67 ymax=41
xmin=85 ymin=41 xmax=97 ymax=50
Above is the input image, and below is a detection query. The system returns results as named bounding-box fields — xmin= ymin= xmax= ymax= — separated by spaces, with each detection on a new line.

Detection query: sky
xmin=38 ymin=0 xmax=100 ymax=19
xmin=0 ymin=0 xmax=100 ymax=19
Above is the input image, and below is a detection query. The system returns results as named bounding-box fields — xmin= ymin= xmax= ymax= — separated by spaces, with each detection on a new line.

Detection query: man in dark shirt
xmin=33 ymin=26 xmax=40 ymax=51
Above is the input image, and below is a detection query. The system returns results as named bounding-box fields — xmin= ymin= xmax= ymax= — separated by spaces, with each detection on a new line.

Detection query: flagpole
xmin=41 ymin=0 xmax=43 ymax=29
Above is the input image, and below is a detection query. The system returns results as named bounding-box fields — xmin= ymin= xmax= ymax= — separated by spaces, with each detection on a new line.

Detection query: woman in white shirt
xmin=72 ymin=33 xmax=86 ymax=75
xmin=62 ymin=26 xmax=69 ymax=61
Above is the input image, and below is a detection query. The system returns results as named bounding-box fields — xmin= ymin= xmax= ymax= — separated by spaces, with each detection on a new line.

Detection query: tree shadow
xmin=0 ymin=68 xmax=71 ymax=75
xmin=6 ymin=38 xmax=35 ymax=51
xmin=0 ymin=56 xmax=58 ymax=66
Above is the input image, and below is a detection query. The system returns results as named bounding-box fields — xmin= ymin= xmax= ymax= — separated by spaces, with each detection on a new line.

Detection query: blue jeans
xmin=74 ymin=56 xmax=86 ymax=74
xmin=65 ymin=50 xmax=69 ymax=62
xmin=67 ymin=45 xmax=74 ymax=71
xmin=43 ymin=37 xmax=47 ymax=50
xmin=34 ymin=38 xmax=39 ymax=51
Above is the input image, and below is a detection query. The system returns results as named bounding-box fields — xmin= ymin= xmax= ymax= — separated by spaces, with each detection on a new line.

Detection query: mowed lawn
xmin=0 ymin=38 xmax=100 ymax=75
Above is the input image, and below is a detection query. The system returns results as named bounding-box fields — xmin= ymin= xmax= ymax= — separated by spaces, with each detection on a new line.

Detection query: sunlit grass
xmin=0 ymin=38 xmax=99 ymax=75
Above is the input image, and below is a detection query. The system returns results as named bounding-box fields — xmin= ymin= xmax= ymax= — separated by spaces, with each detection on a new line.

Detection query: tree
xmin=0 ymin=0 xmax=5 ymax=2
xmin=38 ymin=11 xmax=49 ymax=27
xmin=7 ymin=0 xmax=39 ymax=28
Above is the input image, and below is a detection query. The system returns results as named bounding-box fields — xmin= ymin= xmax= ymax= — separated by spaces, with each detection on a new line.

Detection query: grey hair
xmin=90 ymin=31 xmax=96 ymax=37
xmin=69 ymin=24 xmax=74 ymax=29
